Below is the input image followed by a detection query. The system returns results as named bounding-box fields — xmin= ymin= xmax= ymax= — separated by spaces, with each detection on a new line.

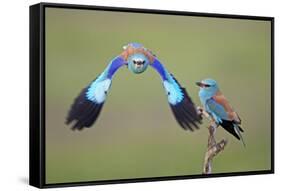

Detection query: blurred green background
xmin=45 ymin=8 xmax=272 ymax=184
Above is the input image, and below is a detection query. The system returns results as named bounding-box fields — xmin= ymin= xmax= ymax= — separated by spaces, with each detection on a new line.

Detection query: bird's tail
xmin=220 ymin=120 xmax=245 ymax=147
xmin=234 ymin=124 xmax=246 ymax=147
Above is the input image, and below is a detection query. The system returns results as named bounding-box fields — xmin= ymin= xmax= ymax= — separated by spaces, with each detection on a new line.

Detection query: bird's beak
xmin=196 ymin=82 xmax=203 ymax=87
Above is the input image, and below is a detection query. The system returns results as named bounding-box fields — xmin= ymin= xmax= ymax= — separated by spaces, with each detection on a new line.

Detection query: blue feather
xmin=86 ymin=56 xmax=125 ymax=103
xmin=206 ymin=99 xmax=228 ymax=123
xmin=150 ymin=57 xmax=201 ymax=130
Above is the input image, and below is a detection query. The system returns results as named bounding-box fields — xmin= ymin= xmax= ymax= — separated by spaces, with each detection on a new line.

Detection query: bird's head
xmin=196 ymin=78 xmax=219 ymax=95
xmin=127 ymin=53 xmax=149 ymax=74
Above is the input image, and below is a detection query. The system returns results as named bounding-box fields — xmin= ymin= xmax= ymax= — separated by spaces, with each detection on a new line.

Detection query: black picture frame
xmin=29 ymin=2 xmax=274 ymax=188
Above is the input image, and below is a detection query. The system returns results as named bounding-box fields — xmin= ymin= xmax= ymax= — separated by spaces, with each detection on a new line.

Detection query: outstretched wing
xmin=66 ymin=56 xmax=125 ymax=130
xmin=150 ymin=58 xmax=201 ymax=131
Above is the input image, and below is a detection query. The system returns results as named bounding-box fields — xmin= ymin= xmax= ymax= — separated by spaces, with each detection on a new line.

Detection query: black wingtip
xmin=66 ymin=86 xmax=104 ymax=131
xmin=220 ymin=120 xmax=244 ymax=141
xmin=169 ymin=91 xmax=202 ymax=131
xmin=168 ymin=75 xmax=202 ymax=131
xmin=171 ymin=105 xmax=194 ymax=131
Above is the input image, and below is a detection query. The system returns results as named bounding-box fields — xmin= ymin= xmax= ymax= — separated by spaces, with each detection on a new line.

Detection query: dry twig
xmin=197 ymin=107 xmax=228 ymax=174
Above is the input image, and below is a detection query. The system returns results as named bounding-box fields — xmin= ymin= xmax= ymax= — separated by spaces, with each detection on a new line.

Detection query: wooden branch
xmin=197 ymin=107 xmax=228 ymax=174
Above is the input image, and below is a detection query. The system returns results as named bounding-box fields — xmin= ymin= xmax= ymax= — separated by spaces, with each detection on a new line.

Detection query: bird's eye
xmin=133 ymin=60 xmax=136 ymax=64
xmin=142 ymin=60 xmax=146 ymax=64
xmin=204 ymin=84 xmax=211 ymax=87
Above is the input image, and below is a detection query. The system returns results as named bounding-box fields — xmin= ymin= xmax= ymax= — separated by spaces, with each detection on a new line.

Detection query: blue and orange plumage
xmin=66 ymin=43 xmax=201 ymax=131
xmin=196 ymin=79 xmax=245 ymax=146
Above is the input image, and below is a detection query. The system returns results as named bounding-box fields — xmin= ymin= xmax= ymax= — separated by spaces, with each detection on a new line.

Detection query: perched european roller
xmin=66 ymin=42 xmax=201 ymax=131
xmin=196 ymin=79 xmax=245 ymax=146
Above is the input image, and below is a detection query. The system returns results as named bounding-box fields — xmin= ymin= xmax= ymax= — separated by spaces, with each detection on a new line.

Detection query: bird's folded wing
xmin=206 ymin=98 xmax=244 ymax=142
xmin=150 ymin=58 xmax=201 ymax=131
xmin=206 ymin=98 xmax=229 ymax=121
xmin=66 ymin=56 xmax=125 ymax=130
xmin=212 ymin=94 xmax=241 ymax=123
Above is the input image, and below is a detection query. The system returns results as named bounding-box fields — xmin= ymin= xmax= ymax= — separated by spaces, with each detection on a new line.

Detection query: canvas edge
xmin=30 ymin=3 xmax=40 ymax=188
xmin=29 ymin=3 xmax=45 ymax=188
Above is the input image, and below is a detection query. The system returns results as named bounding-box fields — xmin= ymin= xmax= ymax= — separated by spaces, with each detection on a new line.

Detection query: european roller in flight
xmin=66 ymin=42 xmax=201 ymax=131
xmin=196 ymin=79 xmax=245 ymax=146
